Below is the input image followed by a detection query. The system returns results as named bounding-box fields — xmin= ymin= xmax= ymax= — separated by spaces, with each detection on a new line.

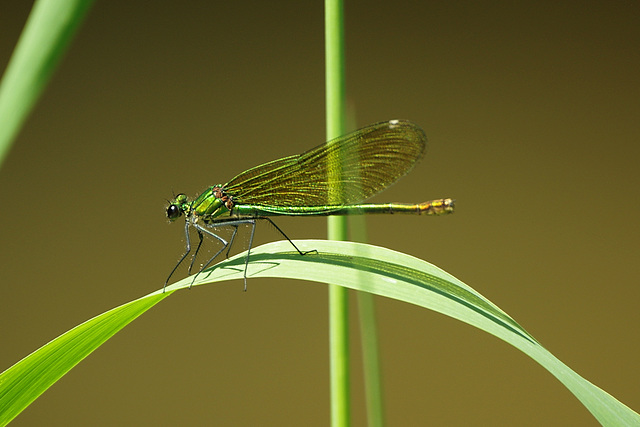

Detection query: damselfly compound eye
xmin=166 ymin=204 xmax=182 ymax=220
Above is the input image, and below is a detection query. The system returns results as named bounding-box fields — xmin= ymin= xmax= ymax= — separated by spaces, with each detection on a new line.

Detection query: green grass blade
xmin=1 ymin=240 xmax=638 ymax=425
xmin=0 ymin=0 xmax=94 ymax=168
xmin=0 ymin=292 xmax=170 ymax=426
xmin=357 ymin=291 xmax=384 ymax=427
xmin=351 ymin=216 xmax=384 ymax=427
xmin=325 ymin=1 xmax=350 ymax=425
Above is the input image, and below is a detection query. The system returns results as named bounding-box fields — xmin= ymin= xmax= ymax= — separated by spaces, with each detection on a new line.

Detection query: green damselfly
xmin=165 ymin=119 xmax=454 ymax=291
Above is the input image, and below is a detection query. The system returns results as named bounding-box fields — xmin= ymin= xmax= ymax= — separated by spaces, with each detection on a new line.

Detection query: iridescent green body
xmin=165 ymin=119 xmax=454 ymax=291
xmin=172 ymin=185 xmax=453 ymax=220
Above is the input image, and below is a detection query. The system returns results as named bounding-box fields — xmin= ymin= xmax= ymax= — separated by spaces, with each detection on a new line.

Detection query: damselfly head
xmin=166 ymin=193 xmax=189 ymax=221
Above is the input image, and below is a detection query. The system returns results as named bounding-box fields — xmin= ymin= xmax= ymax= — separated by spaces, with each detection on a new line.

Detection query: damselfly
xmin=165 ymin=119 xmax=454 ymax=291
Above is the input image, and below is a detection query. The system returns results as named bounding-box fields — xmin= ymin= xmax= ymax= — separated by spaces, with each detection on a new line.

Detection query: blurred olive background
xmin=1 ymin=1 xmax=639 ymax=426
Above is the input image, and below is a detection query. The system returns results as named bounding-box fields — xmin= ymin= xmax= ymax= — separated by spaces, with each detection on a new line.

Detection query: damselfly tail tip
xmin=419 ymin=198 xmax=455 ymax=215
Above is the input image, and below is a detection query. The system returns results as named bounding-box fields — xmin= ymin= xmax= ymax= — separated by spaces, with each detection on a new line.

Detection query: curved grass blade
xmin=1 ymin=241 xmax=637 ymax=425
